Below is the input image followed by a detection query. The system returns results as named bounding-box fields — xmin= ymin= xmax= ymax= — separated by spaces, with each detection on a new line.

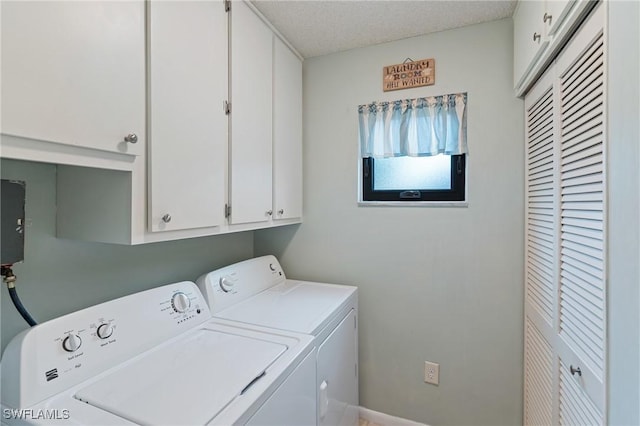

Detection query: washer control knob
xmin=219 ymin=276 xmax=235 ymax=293
xmin=62 ymin=334 xmax=82 ymax=352
xmin=96 ymin=323 xmax=114 ymax=339
xmin=171 ymin=292 xmax=190 ymax=313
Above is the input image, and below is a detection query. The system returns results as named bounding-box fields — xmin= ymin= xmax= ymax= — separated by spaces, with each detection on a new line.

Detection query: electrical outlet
xmin=424 ymin=361 xmax=439 ymax=385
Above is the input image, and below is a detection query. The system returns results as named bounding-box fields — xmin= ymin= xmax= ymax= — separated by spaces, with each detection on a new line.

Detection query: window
xmin=358 ymin=92 xmax=468 ymax=203
xmin=362 ymin=154 xmax=465 ymax=201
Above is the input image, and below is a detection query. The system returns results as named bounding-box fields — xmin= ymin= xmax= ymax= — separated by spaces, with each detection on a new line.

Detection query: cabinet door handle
xmin=124 ymin=133 xmax=138 ymax=144
xmin=543 ymin=13 xmax=552 ymax=24
xmin=533 ymin=32 xmax=541 ymax=42
xmin=569 ymin=365 xmax=582 ymax=376
xmin=162 ymin=214 xmax=172 ymax=223
xmin=266 ymin=210 xmax=273 ymax=216
xmin=278 ymin=209 xmax=284 ymax=215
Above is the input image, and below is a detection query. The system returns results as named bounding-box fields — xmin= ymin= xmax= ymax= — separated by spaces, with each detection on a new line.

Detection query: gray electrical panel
xmin=1 ymin=179 xmax=26 ymax=266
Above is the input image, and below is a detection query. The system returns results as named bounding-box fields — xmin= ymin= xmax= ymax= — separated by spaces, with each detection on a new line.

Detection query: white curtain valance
xmin=358 ymin=92 xmax=467 ymax=158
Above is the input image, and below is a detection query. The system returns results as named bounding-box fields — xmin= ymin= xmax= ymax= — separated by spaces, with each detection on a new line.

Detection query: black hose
xmin=7 ymin=285 xmax=37 ymax=327
xmin=2 ymin=266 xmax=37 ymax=327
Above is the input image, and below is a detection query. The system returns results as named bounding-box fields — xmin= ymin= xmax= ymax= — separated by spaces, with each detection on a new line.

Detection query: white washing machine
xmin=196 ymin=255 xmax=358 ymax=426
xmin=0 ymin=281 xmax=316 ymax=425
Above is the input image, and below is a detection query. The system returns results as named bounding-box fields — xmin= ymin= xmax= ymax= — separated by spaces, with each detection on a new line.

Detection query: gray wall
xmin=255 ymin=18 xmax=524 ymax=426
xmin=1 ymin=159 xmax=254 ymax=352
xmin=607 ymin=1 xmax=640 ymax=424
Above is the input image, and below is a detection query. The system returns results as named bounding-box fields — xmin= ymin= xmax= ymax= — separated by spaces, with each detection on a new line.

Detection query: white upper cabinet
xmin=273 ymin=37 xmax=303 ymax=221
xmin=513 ymin=0 xmax=594 ymax=96
xmin=5 ymin=0 xmax=303 ymax=244
xmin=0 ymin=1 xmax=145 ymax=158
xmin=230 ymin=0 xmax=274 ymax=225
xmin=513 ymin=0 xmax=549 ymax=90
xmin=147 ymin=0 xmax=227 ymax=232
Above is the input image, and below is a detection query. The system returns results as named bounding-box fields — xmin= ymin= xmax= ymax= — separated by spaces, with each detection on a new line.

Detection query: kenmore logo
xmin=45 ymin=368 xmax=58 ymax=382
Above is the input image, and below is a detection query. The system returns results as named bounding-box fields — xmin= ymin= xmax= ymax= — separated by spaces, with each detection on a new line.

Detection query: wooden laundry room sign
xmin=383 ymin=58 xmax=435 ymax=92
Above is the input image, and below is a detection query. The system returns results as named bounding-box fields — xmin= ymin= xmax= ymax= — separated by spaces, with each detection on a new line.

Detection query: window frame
xmin=362 ymin=154 xmax=466 ymax=202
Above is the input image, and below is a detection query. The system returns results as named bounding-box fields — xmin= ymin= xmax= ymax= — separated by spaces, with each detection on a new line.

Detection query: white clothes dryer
xmin=1 ymin=281 xmax=315 ymax=425
xmin=196 ymin=255 xmax=358 ymax=426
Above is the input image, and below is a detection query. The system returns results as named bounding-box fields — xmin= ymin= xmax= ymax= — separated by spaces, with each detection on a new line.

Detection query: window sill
xmin=357 ymin=201 xmax=468 ymax=208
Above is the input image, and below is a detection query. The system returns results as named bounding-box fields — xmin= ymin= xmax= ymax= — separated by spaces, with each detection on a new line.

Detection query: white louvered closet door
xmin=524 ymin=64 xmax=556 ymax=426
xmin=524 ymin=4 xmax=605 ymax=425
xmin=556 ymin=4 xmax=606 ymax=423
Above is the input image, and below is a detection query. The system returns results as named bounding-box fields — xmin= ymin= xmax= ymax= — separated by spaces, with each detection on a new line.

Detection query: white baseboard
xmin=359 ymin=406 xmax=427 ymax=426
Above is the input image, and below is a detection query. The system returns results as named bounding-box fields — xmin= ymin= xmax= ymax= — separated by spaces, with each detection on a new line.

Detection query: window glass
xmin=362 ymin=155 xmax=465 ymax=202
xmin=373 ymin=155 xmax=452 ymax=190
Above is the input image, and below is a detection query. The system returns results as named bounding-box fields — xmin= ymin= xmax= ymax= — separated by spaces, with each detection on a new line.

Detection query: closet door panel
xmin=556 ymin=6 xmax=605 ymax=413
xmin=525 ymin=69 xmax=557 ymax=328
xmin=523 ymin=5 xmax=606 ymax=424
xmin=524 ymin=63 xmax=558 ymax=426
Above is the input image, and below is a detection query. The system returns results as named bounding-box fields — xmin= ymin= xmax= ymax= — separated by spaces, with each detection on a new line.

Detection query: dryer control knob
xmin=219 ymin=277 xmax=235 ymax=293
xmin=171 ymin=292 xmax=191 ymax=313
xmin=62 ymin=334 xmax=82 ymax=352
xmin=96 ymin=323 xmax=114 ymax=339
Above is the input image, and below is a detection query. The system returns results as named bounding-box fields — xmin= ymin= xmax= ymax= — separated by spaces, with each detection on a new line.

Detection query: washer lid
xmin=74 ymin=329 xmax=286 ymax=425
xmin=215 ymin=280 xmax=356 ymax=335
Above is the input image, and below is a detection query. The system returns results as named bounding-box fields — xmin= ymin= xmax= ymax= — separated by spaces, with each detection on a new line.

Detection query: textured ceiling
xmin=251 ymin=0 xmax=517 ymax=58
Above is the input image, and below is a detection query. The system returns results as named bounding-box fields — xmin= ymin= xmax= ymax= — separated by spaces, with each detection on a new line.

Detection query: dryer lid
xmin=74 ymin=329 xmax=285 ymax=425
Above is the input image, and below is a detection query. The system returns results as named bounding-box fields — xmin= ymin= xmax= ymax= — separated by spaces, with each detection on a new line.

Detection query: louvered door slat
xmin=524 ymin=319 xmax=553 ymax=426
xmin=562 ymin=263 xmax=603 ymax=295
xmin=560 ymin=36 xmax=603 ymax=95
xmin=562 ymin=60 xmax=603 ymax=110
xmin=530 ymin=181 xmax=555 ymax=193
xmin=561 ymin=182 xmax=603 ymax=196
xmin=562 ymin=60 xmax=603 ymax=109
xmin=529 ymin=219 xmax=553 ymax=235
xmin=561 ymin=126 xmax=602 ymax=153
xmin=561 ymin=152 xmax=603 ymax=174
xmin=560 ymin=298 xmax=604 ymax=350
xmin=561 ymin=177 xmax=602 ymax=193
xmin=563 ymin=79 xmax=603 ymax=123
xmin=529 ymin=115 xmax=553 ymax=143
xmin=526 ymin=84 xmax=555 ymax=326
xmin=562 ymin=239 xmax=603 ymax=261
xmin=560 ymin=319 xmax=604 ymax=375
xmin=561 ymin=283 xmax=605 ymax=327
xmin=562 ymin=144 xmax=603 ymax=167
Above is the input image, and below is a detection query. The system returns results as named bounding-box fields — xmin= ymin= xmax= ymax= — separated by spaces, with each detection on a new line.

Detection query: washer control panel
xmin=1 ymin=281 xmax=211 ymax=410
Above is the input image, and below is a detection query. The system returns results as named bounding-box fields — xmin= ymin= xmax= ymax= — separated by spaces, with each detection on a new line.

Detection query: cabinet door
xmin=0 ymin=1 xmax=144 ymax=156
xmin=230 ymin=1 xmax=273 ymax=225
xmin=148 ymin=0 xmax=227 ymax=232
xmin=273 ymin=38 xmax=303 ymax=220
xmin=513 ymin=0 xmax=549 ymax=88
